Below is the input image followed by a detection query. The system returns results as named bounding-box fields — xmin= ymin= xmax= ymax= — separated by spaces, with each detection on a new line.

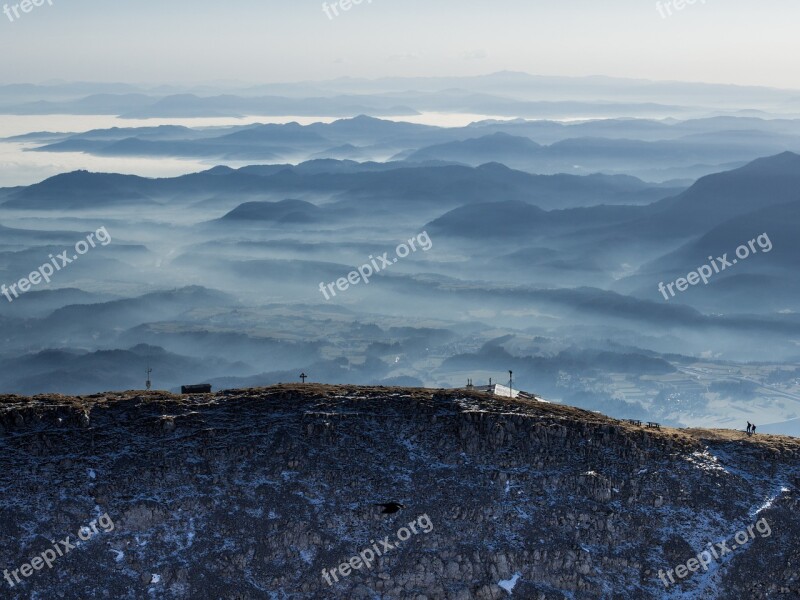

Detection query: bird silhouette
xmin=376 ymin=502 xmax=405 ymax=514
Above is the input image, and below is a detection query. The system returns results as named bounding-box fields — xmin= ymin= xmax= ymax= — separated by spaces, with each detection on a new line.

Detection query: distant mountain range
xmin=400 ymin=130 xmax=800 ymax=179
xmin=17 ymin=115 xmax=800 ymax=181
xmin=0 ymin=157 xmax=683 ymax=211
xmin=3 ymin=72 xmax=799 ymax=118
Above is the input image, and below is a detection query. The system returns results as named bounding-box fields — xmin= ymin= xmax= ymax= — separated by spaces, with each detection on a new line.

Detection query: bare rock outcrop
xmin=0 ymin=385 xmax=798 ymax=599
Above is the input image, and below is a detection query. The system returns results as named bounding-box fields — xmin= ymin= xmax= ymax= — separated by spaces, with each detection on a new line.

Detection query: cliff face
xmin=0 ymin=385 xmax=798 ymax=600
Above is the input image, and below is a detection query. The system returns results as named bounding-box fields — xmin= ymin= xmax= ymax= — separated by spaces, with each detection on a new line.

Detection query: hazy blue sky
xmin=1 ymin=0 xmax=798 ymax=89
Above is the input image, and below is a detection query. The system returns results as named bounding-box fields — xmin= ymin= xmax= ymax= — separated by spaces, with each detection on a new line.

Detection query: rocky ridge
xmin=0 ymin=385 xmax=798 ymax=599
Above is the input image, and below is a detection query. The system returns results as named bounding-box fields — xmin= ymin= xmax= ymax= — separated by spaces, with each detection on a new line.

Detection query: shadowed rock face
xmin=0 ymin=385 xmax=798 ymax=599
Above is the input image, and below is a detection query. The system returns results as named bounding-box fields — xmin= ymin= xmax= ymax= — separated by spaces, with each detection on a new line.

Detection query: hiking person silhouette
xmin=747 ymin=422 xmax=752 ymax=435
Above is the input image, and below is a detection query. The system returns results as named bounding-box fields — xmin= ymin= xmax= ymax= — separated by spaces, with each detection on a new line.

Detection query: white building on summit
xmin=464 ymin=378 xmax=543 ymax=401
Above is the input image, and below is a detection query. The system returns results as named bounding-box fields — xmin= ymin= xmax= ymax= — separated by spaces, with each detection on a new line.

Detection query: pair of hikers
xmin=746 ymin=421 xmax=757 ymax=435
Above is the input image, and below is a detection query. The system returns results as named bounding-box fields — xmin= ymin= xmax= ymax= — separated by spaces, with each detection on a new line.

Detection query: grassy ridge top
xmin=1 ymin=384 xmax=798 ymax=455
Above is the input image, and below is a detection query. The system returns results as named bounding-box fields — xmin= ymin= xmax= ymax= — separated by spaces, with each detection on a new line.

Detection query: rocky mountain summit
xmin=1 ymin=385 xmax=798 ymax=599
